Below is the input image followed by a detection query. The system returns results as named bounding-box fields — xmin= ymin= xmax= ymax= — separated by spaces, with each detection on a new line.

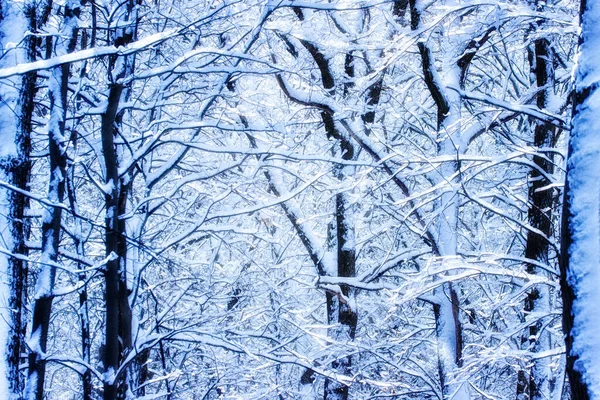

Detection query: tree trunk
xmin=70 ymin=22 xmax=93 ymax=400
xmin=408 ymin=1 xmax=468 ymax=397
xmin=66 ymin=118 xmax=93 ymax=400
xmin=559 ymin=0 xmax=599 ymax=398
xmin=276 ymin=13 xmax=360 ymax=397
xmin=101 ymin=81 xmax=130 ymax=399
xmin=0 ymin=1 xmax=41 ymax=396
xmin=102 ymin=4 xmax=138 ymax=396
xmin=517 ymin=17 xmax=557 ymax=400
xmin=25 ymin=2 xmax=79 ymax=398
xmin=324 ymin=137 xmax=358 ymax=400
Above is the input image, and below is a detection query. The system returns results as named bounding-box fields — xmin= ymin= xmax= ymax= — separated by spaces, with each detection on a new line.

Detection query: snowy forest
xmin=0 ymin=0 xmax=598 ymax=399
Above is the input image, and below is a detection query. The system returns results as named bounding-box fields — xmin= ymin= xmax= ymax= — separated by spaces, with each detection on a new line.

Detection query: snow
xmin=0 ymin=0 xmax=583 ymax=398
xmin=566 ymin=1 xmax=600 ymax=396
xmin=22 ymin=371 xmax=37 ymax=400
xmin=47 ymin=69 xmax=65 ymax=145
xmin=103 ymin=367 xmax=116 ymax=385
xmin=0 ymin=171 xmax=10 ymax=399
xmin=0 ymin=2 xmax=27 ymax=396
xmin=447 ymin=86 xmax=567 ymax=130
xmin=35 ymin=242 xmax=54 ymax=298
xmin=0 ymin=29 xmax=176 ymax=79
xmin=577 ymin=3 xmax=600 ymax=91
xmin=0 ymin=0 xmax=26 ymax=158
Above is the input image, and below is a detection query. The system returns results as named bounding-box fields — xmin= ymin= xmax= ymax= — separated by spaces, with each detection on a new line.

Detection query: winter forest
xmin=1 ymin=0 xmax=600 ymax=399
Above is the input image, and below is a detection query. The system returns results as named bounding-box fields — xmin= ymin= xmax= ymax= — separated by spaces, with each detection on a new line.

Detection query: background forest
xmin=0 ymin=0 xmax=592 ymax=399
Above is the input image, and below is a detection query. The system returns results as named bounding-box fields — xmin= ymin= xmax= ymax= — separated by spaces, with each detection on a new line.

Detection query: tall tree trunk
xmin=516 ymin=12 xmax=557 ymax=400
xmin=323 ymin=50 xmax=360 ymax=400
xmin=324 ymin=137 xmax=358 ymax=400
xmin=301 ymin=37 xmax=358 ymax=400
xmin=101 ymin=81 xmax=130 ymax=400
xmin=102 ymin=3 xmax=137 ymax=397
xmin=66 ymin=110 xmax=92 ymax=400
xmin=559 ymin=0 xmax=599 ymax=398
xmin=78 ymin=249 xmax=92 ymax=400
xmin=275 ymin=12 xmax=360 ymax=397
xmin=25 ymin=2 xmax=80 ymax=399
xmin=0 ymin=0 xmax=42 ymax=396
xmin=408 ymin=1 xmax=468 ymax=398
xmin=71 ymin=23 xmax=93 ymax=400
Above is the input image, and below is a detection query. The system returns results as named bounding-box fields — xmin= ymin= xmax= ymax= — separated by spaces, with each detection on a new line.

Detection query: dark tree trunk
xmin=101 ymin=82 xmax=129 ymax=400
xmin=301 ymin=38 xmax=358 ymax=400
xmin=516 ymin=17 xmax=557 ymax=399
xmin=7 ymin=76 xmax=34 ymax=400
xmin=0 ymin=1 xmax=52 ymax=395
xmin=26 ymin=16 xmax=78 ymax=400
xmin=101 ymin=3 xmax=139 ymax=397
xmin=274 ymin=13 xmax=359 ymax=397
xmin=408 ymin=2 xmax=466 ymax=397
xmin=324 ymin=151 xmax=358 ymax=400
xmin=25 ymin=4 xmax=79 ymax=397
xmin=3 ymin=3 xmax=40 ymax=395
xmin=79 ymin=274 xmax=93 ymax=400
xmin=71 ymin=21 xmax=93 ymax=400
xmin=66 ymin=126 xmax=93 ymax=400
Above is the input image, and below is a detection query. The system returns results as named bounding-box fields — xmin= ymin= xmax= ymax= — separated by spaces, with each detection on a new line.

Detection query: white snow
xmin=0 ymin=30 xmax=176 ymax=80
xmin=566 ymin=1 xmax=600 ymax=397
xmin=0 ymin=2 xmax=27 ymax=397
xmin=0 ymin=0 xmax=26 ymax=157
xmin=0 ymin=171 xmax=11 ymax=399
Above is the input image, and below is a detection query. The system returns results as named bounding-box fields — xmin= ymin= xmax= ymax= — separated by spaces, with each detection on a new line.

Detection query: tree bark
xmin=70 ymin=21 xmax=93 ymax=400
xmin=408 ymin=1 xmax=468 ymax=398
xmin=102 ymin=3 xmax=138 ymax=397
xmin=559 ymin=0 xmax=598 ymax=398
xmin=0 ymin=1 xmax=43 ymax=396
xmin=101 ymin=81 xmax=129 ymax=400
xmin=25 ymin=2 xmax=79 ymax=398
xmin=275 ymin=13 xmax=359 ymax=397
xmin=517 ymin=12 xmax=557 ymax=399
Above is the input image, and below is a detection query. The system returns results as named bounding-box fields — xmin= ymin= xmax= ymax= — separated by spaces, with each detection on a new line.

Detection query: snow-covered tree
xmin=0 ymin=0 xmax=586 ymax=398
xmin=560 ymin=0 xmax=600 ymax=398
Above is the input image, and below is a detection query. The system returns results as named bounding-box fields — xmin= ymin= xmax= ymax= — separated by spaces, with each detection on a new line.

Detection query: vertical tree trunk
xmin=517 ymin=13 xmax=557 ymax=399
xmin=300 ymin=37 xmax=358 ymax=400
xmin=71 ymin=23 xmax=93 ymax=400
xmin=408 ymin=1 xmax=468 ymax=398
xmin=274 ymin=12 xmax=359 ymax=396
xmin=78 ymin=254 xmax=93 ymax=400
xmin=102 ymin=3 xmax=138 ymax=397
xmin=0 ymin=0 xmax=41 ymax=396
xmin=25 ymin=2 xmax=80 ymax=398
xmin=323 ymin=50 xmax=360 ymax=400
xmin=559 ymin=0 xmax=599 ymax=398
xmin=101 ymin=81 xmax=128 ymax=399
xmin=66 ymin=116 xmax=92 ymax=400
xmin=324 ymin=138 xmax=358 ymax=400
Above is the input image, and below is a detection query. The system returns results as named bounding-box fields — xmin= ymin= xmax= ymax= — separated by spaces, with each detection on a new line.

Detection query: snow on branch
xmin=448 ymin=86 xmax=568 ymax=130
xmin=0 ymin=30 xmax=177 ymax=79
